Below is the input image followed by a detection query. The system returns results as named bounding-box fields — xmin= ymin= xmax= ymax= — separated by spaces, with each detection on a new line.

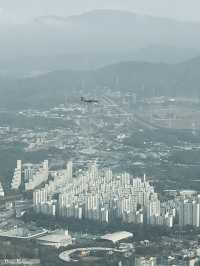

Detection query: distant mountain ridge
xmin=32 ymin=9 xmax=200 ymax=50
xmin=0 ymin=9 xmax=200 ymax=109
xmin=2 ymin=9 xmax=200 ymax=55
xmin=0 ymin=9 xmax=200 ymax=75
xmin=34 ymin=9 xmax=199 ymax=26
xmin=0 ymin=56 xmax=200 ymax=109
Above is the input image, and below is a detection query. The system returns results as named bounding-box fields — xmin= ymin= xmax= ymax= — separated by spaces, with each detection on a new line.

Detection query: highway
xmin=102 ymin=96 xmax=158 ymax=129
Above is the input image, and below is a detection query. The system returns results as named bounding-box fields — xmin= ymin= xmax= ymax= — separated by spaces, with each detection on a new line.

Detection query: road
xmin=0 ymin=259 xmax=40 ymax=265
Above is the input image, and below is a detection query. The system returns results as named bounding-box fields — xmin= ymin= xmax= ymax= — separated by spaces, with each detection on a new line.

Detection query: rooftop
xmin=37 ymin=230 xmax=71 ymax=243
xmin=100 ymin=231 xmax=133 ymax=243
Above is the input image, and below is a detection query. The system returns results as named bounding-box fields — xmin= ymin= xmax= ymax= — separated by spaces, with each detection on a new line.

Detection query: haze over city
xmin=1 ymin=1 xmax=200 ymax=266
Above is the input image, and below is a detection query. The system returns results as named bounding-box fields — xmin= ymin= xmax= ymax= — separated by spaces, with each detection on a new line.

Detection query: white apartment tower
xmin=11 ymin=160 xmax=22 ymax=190
xmin=147 ymin=193 xmax=161 ymax=225
xmin=88 ymin=162 xmax=98 ymax=179
xmin=0 ymin=182 xmax=5 ymax=197
xmin=66 ymin=161 xmax=73 ymax=181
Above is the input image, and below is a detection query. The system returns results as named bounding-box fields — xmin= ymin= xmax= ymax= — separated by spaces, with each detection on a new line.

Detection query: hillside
xmin=0 ymin=56 xmax=200 ymax=109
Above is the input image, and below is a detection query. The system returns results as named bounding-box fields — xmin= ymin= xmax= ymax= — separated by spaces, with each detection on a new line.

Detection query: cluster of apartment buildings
xmin=162 ymin=191 xmax=200 ymax=228
xmin=11 ymin=160 xmax=49 ymax=191
xmin=31 ymin=161 xmax=174 ymax=226
xmin=11 ymin=159 xmax=200 ymax=229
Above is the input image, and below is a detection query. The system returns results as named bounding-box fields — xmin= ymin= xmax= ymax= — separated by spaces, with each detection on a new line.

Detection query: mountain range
xmin=1 ymin=55 xmax=200 ymax=109
xmin=0 ymin=9 xmax=200 ymax=76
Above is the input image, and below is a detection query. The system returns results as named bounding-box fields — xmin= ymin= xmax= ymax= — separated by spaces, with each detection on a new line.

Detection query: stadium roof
xmin=100 ymin=231 xmax=133 ymax=243
xmin=37 ymin=230 xmax=71 ymax=243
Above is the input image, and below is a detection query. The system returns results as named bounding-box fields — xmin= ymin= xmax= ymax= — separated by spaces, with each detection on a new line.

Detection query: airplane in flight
xmin=80 ymin=97 xmax=99 ymax=104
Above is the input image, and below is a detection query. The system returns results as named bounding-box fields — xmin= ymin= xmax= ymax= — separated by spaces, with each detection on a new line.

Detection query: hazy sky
xmin=0 ymin=0 xmax=200 ymax=23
